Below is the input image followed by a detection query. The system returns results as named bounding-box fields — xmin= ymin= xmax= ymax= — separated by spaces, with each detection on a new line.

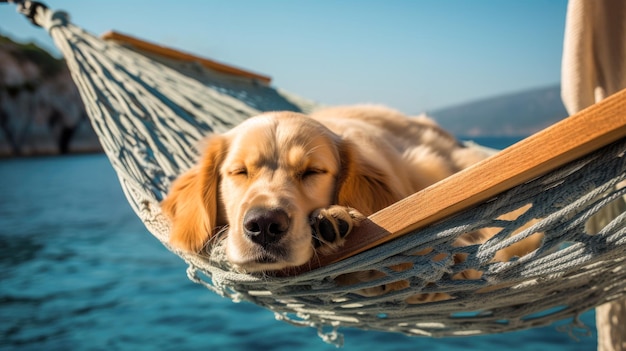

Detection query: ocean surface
xmin=1 ymin=137 xmax=598 ymax=350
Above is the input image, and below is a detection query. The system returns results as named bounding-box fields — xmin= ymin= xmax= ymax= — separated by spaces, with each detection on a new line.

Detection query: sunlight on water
xmin=0 ymin=145 xmax=597 ymax=350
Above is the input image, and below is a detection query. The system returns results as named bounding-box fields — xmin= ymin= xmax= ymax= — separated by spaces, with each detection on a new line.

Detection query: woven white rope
xmin=29 ymin=5 xmax=626 ymax=346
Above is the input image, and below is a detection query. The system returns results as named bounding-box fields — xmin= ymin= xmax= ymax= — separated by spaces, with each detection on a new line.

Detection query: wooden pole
xmin=101 ymin=31 xmax=272 ymax=85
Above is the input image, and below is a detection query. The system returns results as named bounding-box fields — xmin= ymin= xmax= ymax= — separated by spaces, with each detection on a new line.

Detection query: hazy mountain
xmin=429 ymin=85 xmax=569 ymax=137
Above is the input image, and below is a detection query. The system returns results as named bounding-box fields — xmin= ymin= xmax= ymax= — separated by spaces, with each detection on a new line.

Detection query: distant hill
xmin=429 ymin=85 xmax=569 ymax=137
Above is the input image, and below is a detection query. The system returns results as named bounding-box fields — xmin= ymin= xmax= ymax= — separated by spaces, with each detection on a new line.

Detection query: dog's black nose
xmin=243 ymin=208 xmax=290 ymax=246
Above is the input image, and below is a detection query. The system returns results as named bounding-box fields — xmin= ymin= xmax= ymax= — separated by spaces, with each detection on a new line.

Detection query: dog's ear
xmin=335 ymin=140 xmax=401 ymax=216
xmin=161 ymin=135 xmax=228 ymax=252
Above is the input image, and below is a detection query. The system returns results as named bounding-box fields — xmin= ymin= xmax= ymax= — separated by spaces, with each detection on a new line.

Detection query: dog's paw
xmin=310 ymin=206 xmax=365 ymax=254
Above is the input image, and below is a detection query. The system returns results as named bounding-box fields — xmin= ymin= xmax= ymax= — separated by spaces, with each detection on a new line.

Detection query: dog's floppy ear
xmin=161 ymin=135 xmax=228 ymax=252
xmin=335 ymin=140 xmax=402 ymax=216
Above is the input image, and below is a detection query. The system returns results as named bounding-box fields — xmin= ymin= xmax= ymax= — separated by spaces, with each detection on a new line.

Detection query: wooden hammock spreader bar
xmin=101 ymin=30 xmax=272 ymax=85
xmin=309 ymin=87 xmax=626 ymax=270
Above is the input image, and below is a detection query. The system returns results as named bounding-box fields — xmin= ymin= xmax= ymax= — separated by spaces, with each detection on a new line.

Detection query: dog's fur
xmin=161 ymin=105 xmax=541 ymax=291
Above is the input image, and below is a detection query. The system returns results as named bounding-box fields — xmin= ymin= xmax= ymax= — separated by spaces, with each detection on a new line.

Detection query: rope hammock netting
xmin=5 ymin=1 xmax=626 ymax=347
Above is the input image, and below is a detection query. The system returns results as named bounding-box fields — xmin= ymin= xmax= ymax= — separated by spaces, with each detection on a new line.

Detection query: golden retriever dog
xmin=162 ymin=105 xmax=541 ymax=298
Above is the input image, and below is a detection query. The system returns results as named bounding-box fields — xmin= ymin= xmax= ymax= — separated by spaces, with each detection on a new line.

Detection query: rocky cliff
xmin=0 ymin=35 xmax=101 ymax=157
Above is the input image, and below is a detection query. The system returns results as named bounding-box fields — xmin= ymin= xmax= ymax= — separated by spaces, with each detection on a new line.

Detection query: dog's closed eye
xmin=298 ymin=168 xmax=327 ymax=180
xmin=229 ymin=167 xmax=248 ymax=177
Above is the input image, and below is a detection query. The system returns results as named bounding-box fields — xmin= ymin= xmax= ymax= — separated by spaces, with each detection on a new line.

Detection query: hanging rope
xmin=4 ymin=1 xmax=625 ymax=346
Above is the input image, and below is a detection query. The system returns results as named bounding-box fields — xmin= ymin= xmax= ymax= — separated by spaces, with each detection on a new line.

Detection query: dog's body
xmin=162 ymin=105 xmax=539 ymax=283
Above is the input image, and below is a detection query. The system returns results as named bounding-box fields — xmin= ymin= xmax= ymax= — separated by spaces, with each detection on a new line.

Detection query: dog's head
xmin=162 ymin=111 xmax=399 ymax=272
xmin=162 ymin=112 xmax=341 ymax=271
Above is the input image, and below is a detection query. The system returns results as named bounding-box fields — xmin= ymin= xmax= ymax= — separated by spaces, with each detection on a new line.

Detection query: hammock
xmin=7 ymin=1 xmax=626 ymax=346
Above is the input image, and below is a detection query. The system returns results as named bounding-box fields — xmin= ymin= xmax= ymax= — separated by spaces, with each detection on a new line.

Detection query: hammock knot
xmin=41 ymin=9 xmax=69 ymax=32
xmin=417 ymin=254 xmax=455 ymax=282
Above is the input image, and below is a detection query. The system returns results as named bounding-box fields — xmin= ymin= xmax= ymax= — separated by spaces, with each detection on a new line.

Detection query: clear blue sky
xmin=1 ymin=0 xmax=568 ymax=113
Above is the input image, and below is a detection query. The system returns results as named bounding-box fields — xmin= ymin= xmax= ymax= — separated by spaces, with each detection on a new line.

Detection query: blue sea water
xmin=0 ymin=137 xmax=597 ymax=350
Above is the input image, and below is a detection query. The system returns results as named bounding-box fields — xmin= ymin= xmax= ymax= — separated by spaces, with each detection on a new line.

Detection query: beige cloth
xmin=561 ymin=0 xmax=626 ymax=114
xmin=561 ymin=1 xmax=626 ymax=351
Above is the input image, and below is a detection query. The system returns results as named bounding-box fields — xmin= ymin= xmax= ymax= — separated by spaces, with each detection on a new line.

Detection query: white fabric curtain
xmin=561 ymin=0 xmax=626 ymax=113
